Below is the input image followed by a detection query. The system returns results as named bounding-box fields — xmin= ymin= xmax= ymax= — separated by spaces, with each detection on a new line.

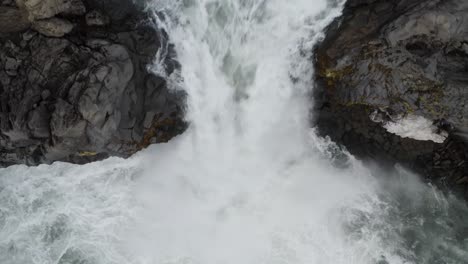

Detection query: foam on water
xmin=1 ymin=0 xmax=468 ymax=263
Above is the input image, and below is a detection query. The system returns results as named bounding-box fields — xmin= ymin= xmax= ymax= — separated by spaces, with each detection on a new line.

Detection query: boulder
xmin=32 ymin=17 xmax=73 ymax=37
xmin=17 ymin=0 xmax=86 ymax=20
xmin=0 ymin=6 xmax=30 ymax=33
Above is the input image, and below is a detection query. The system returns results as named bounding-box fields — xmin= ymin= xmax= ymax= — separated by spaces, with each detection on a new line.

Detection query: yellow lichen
xmin=136 ymin=113 xmax=182 ymax=151
xmin=78 ymin=151 xmax=97 ymax=157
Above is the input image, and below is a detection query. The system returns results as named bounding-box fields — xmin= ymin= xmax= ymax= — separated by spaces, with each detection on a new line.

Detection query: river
xmin=1 ymin=0 xmax=468 ymax=263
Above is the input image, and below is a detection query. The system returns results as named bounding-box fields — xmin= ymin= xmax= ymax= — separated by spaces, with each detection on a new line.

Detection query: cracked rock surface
xmin=315 ymin=0 xmax=468 ymax=199
xmin=0 ymin=0 xmax=186 ymax=166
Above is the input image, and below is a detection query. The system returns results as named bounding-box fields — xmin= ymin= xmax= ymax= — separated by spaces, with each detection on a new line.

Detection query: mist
xmin=1 ymin=0 xmax=468 ymax=263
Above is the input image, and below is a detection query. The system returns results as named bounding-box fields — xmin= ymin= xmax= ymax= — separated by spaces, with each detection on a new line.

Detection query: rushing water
xmin=1 ymin=0 xmax=468 ymax=263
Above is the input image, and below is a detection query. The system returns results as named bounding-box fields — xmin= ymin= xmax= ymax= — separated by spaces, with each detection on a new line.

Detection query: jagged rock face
xmin=315 ymin=0 xmax=468 ymax=198
xmin=0 ymin=0 xmax=186 ymax=166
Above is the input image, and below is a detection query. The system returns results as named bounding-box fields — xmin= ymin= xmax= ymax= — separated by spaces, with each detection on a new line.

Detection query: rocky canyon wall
xmin=315 ymin=0 xmax=468 ymax=199
xmin=0 ymin=0 xmax=186 ymax=165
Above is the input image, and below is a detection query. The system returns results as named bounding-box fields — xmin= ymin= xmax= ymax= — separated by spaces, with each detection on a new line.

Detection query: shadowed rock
xmin=315 ymin=0 xmax=468 ymax=199
xmin=0 ymin=0 xmax=186 ymax=166
xmin=85 ymin=10 xmax=109 ymax=26
xmin=0 ymin=6 xmax=30 ymax=32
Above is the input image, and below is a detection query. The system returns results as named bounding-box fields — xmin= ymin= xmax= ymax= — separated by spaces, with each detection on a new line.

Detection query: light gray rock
xmin=18 ymin=0 xmax=85 ymax=20
xmin=32 ymin=17 xmax=73 ymax=37
xmin=78 ymin=44 xmax=133 ymax=146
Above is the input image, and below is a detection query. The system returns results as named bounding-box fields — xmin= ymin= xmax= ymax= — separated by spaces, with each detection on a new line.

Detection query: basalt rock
xmin=31 ymin=17 xmax=74 ymax=37
xmin=315 ymin=0 xmax=468 ymax=199
xmin=18 ymin=0 xmax=86 ymax=20
xmin=85 ymin=10 xmax=109 ymax=26
xmin=0 ymin=0 xmax=186 ymax=166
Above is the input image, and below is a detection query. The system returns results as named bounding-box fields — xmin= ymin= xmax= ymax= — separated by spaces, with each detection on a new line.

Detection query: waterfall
xmin=1 ymin=1 xmax=467 ymax=263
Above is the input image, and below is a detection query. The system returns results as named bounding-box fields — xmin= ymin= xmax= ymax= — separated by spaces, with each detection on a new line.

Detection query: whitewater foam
xmin=1 ymin=0 xmax=468 ymax=264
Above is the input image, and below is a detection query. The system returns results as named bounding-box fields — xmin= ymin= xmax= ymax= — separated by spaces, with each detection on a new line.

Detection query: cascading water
xmin=1 ymin=0 xmax=468 ymax=263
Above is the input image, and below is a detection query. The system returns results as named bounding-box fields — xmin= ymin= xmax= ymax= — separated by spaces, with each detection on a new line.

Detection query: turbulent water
xmin=1 ymin=0 xmax=468 ymax=263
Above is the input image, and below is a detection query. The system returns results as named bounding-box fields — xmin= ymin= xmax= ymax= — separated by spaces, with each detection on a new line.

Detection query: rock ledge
xmin=0 ymin=0 xmax=186 ymax=166
xmin=314 ymin=0 xmax=468 ymax=199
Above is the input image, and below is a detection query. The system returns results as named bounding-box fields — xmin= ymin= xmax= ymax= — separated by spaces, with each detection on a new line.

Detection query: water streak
xmin=1 ymin=0 xmax=468 ymax=263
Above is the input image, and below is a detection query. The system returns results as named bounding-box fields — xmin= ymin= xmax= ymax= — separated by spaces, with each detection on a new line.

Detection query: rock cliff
xmin=315 ymin=0 xmax=468 ymax=198
xmin=0 ymin=0 xmax=186 ymax=166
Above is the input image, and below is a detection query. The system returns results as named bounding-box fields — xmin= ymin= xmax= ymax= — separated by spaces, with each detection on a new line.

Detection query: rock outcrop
xmin=0 ymin=0 xmax=186 ymax=166
xmin=315 ymin=0 xmax=468 ymax=198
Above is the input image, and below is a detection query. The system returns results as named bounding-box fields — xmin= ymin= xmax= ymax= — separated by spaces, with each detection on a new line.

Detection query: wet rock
xmin=0 ymin=0 xmax=186 ymax=166
xmin=315 ymin=0 xmax=468 ymax=199
xmin=143 ymin=111 xmax=156 ymax=129
xmin=32 ymin=17 xmax=73 ymax=37
xmin=19 ymin=0 xmax=86 ymax=20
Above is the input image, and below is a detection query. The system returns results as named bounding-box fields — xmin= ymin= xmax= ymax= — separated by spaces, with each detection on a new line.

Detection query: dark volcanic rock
xmin=315 ymin=0 xmax=468 ymax=198
xmin=0 ymin=0 xmax=186 ymax=166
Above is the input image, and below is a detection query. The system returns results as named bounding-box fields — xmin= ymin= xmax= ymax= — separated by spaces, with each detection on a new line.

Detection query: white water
xmin=383 ymin=115 xmax=448 ymax=143
xmin=1 ymin=0 xmax=468 ymax=263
